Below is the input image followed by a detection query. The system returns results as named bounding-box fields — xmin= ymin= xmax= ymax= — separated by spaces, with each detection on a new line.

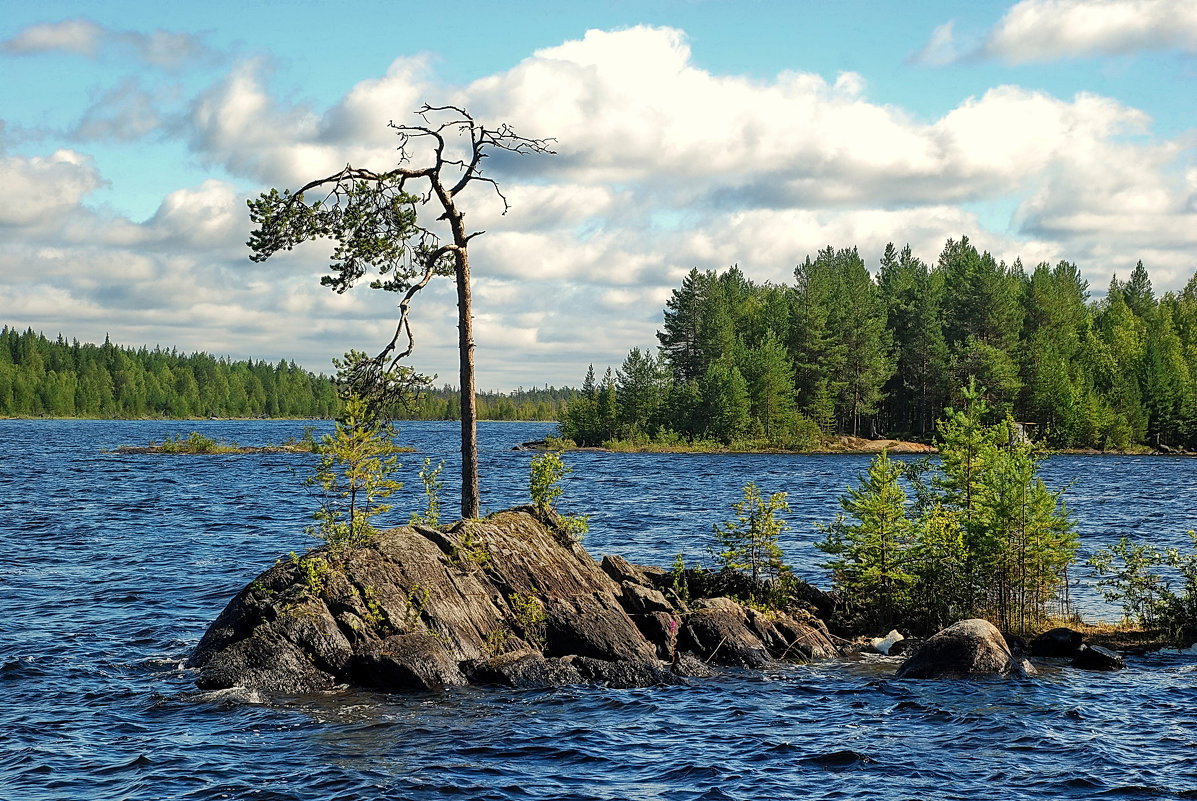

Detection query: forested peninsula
xmin=0 ymin=326 xmax=571 ymax=421
xmin=561 ymin=237 xmax=1197 ymax=453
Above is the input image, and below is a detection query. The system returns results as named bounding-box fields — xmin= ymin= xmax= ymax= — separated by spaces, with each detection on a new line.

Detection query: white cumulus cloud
xmin=2 ymin=24 xmax=1195 ymax=387
xmin=0 ymin=149 xmax=104 ymax=226
xmin=983 ymin=0 xmax=1197 ymax=63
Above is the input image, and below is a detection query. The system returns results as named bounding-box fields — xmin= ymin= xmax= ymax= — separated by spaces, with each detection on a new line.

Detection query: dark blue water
xmin=4 ymin=420 xmax=1197 ymax=800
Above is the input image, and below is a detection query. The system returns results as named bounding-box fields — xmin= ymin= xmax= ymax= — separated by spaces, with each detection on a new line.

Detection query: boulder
xmin=634 ymin=563 xmax=671 ymax=590
xmin=621 ymin=582 xmax=674 ymax=615
xmin=680 ymin=597 xmax=774 ymax=668
xmin=1004 ymin=634 xmax=1028 ymax=656
xmin=771 ymin=614 xmax=838 ymax=661
xmin=543 ymin=592 xmax=657 ymax=663
xmin=896 ymin=619 xmax=1034 ymax=679
xmin=193 ymin=624 xmax=337 ymax=694
xmin=1071 ymin=644 xmax=1126 ymax=671
xmin=1029 ymin=627 xmax=1084 ymax=658
xmin=632 ymin=611 xmax=682 ymax=660
xmin=600 ymin=554 xmax=650 ymax=587
xmin=190 ymin=587 xmax=350 ymax=694
xmin=671 ymin=652 xmax=716 ymax=679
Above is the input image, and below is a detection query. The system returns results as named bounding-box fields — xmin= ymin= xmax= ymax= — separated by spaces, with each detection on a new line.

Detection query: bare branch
xmin=377 ymin=243 xmax=457 ymax=368
xmin=390 ymin=106 xmax=556 ymax=207
xmin=471 ymin=174 xmax=510 ymax=214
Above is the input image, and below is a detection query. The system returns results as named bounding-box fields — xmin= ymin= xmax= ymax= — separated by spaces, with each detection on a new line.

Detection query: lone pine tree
xmin=248 ymin=105 xmax=554 ymax=518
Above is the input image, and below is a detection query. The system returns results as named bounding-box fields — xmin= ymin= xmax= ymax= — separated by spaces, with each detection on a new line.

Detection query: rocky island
xmin=188 ymin=507 xmax=843 ymax=694
xmin=189 ymin=505 xmax=1137 ymax=694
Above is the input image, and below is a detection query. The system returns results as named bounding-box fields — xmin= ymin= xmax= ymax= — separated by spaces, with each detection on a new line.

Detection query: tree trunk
xmin=437 ymin=173 xmax=480 ymax=521
xmin=456 ymin=247 xmax=480 ymax=519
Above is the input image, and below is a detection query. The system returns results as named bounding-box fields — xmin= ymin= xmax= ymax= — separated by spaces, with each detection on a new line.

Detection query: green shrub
xmin=714 ymin=481 xmax=790 ymax=586
xmin=483 ymin=625 xmax=511 ymax=657
xmin=529 ymin=450 xmax=588 ymax=541
xmin=530 ymin=451 xmax=568 ymax=512
xmin=1088 ymin=531 xmax=1197 ymax=642
xmin=362 ymin=584 xmax=387 ymax=631
xmin=543 ymin=435 xmax=575 ymax=451
xmin=403 ymin=584 xmax=430 ymax=630
xmin=284 ymin=425 xmax=321 ymax=452
xmin=306 ymin=394 xmax=402 ymax=552
xmin=786 ymin=413 xmax=824 ymax=451
xmin=449 ymin=524 xmax=492 ymax=570
xmin=290 ymin=552 xmax=330 ymax=596
xmin=508 ymin=591 xmax=546 ymax=648
xmin=160 ymin=431 xmax=222 ymax=453
xmin=669 ymin=552 xmax=690 ymax=601
xmin=410 ymin=456 xmax=445 ymax=527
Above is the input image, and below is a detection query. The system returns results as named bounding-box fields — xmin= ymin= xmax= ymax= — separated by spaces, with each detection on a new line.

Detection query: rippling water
xmin=4 ymin=419 xmax=1196 ymax=800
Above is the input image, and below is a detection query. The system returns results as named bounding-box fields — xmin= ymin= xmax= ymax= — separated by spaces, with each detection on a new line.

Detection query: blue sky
xmin=2 ymin=0 xmax=1195 ymax=388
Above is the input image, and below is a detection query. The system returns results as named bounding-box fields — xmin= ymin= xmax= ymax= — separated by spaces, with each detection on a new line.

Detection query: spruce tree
xmin=615 ymin=347 xmax=666 ymax=437
xmin=828 ymin=246 xmax=894 ymax=436
xmin=698 ymin=361 xmax=751 ymax=444
xmin=658 ymin=268 xmax=713 ymax=383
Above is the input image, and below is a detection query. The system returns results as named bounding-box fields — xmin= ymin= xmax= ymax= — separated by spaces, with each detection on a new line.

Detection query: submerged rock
xmin=188 ymin=506 xmax=838 ymax=695
xmin=896 ymin=619 xmax=1034 ymax=679
xmin=1071 ymin=644 xmax=1126 ymax=671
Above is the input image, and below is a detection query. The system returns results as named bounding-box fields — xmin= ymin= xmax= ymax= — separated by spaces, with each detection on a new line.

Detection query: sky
xmin=2 ymin=0 xmax=1195 ymax=390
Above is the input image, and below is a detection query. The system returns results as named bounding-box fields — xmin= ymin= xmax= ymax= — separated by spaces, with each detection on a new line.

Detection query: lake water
xmin=4 ymin=419 xmax=1196 ymax=800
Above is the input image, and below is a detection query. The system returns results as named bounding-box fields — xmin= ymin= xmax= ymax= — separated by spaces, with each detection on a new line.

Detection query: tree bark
xmin=439 ymin=177 xmax=480 ymax=520
xmin=456 ymin=246 xmax=480 ymax=519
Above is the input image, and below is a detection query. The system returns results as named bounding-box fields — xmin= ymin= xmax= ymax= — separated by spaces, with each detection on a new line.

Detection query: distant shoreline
xmin=516 ymin=437 xmax=1195 ymax=457
xmin=5 ymin=417 xmax=1192 ymax=456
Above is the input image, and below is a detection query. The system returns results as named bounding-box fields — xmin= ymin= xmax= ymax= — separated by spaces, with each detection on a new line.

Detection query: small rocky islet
xmin=188 ymin=507 xmax=1126 ymax=695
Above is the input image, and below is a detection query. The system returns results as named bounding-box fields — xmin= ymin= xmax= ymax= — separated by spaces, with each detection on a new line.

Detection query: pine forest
xmin=561 ymin=236 xmax=1197 ymax=452
xmin=0 ymin=326 xmax=571 ymax=421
